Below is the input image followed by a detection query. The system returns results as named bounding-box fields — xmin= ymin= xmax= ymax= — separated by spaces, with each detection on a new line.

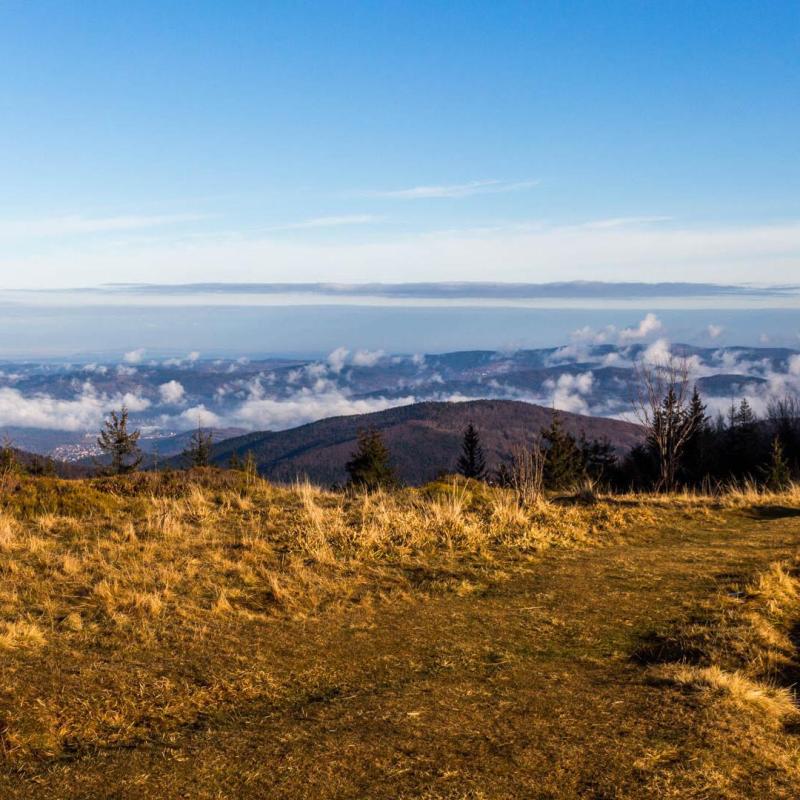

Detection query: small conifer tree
xmin=345 ymin=429 xmax=396 ymax=491
xmin=183 ymin=426 xmax=214 ymax=468
xmin=0 ymin=436 xmax=19 ymax=474
xmin=97 ymin=406 xmax=142 ymax=475
xmin=457 ymin=423 xmax=486 ymax=480
xmin=765 ymin=436 xmax=791 ymax=492
xmin=27 ymin=455 xmax=56 ymax=477
xmin=0 ymin=436 xmax=19 ymax=482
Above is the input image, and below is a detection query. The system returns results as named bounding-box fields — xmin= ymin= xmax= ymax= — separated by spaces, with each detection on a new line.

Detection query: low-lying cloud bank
xmin=1 ymin=318 xmax=799 ymax=440
xmin=0 ymin=385 xmax=150 ymax=432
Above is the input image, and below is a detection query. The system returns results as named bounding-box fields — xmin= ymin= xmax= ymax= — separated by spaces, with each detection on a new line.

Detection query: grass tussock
xmin=638 ymin=558 xmax=800 ymax=796
xmin=642 ymin=559 xmax=800 ymax=708
xmin=664 ymin=664 xmax=797 ymax=721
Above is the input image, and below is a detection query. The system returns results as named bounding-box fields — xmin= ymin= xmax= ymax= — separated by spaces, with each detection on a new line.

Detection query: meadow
xmin=1 ymin=470 xmax=800 ymax=798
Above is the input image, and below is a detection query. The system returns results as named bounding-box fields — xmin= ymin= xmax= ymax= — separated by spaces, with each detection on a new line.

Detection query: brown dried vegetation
xmin=0 ymin=470 xmax=799 ymax=798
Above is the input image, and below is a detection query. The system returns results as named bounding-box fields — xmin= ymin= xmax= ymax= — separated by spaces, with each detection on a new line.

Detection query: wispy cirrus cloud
xmin=269 ymin=214 xmax=382 ymax=231
xmin=5 ymin=219 xmax=800 ymax=289
xmin=362 ymin=179 xmax=539 ymax=200
xmin=0 ymin=213 xmax=206 ymax=239
xmin=582 ymin=216 xmax=672 ymax=229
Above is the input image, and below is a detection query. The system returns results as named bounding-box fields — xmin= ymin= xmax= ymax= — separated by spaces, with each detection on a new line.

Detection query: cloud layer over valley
xmin=2 ymin=314 xmax=800 ymax=460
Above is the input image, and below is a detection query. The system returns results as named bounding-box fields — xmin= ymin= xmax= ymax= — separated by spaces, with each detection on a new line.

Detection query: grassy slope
xmin=1 ymin=473 xmax=799 ymax=798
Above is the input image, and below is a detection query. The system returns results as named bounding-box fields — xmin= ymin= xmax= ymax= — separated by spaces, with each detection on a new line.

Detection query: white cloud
xmin=788 ymin=355 xmax=800 ymax=376
xmin=271 ymin=215 xmax=381 ymax=231
xmin=581 ymin=216 xmax=672 ymax=229
xmin=364 ymin=179 xmax=539 ymax=200
xmin=227 ymin=389 xmax=416 ymax=430
xmin=642 ymin=338 xmax=672 ymax=364
xmin=548 ymin=314 xmax=663 ymax=365
xmin=706 ymin=324 xmax=724 ymax=340
xmin=601 ymin=352 xmax=623 ymax=366
xmin=120 ymin=392 xmax=151 ymax=412
xmin=158 ymin=380 xmax=186 ymax=404
xmin=178 ymin=404 xmax=221 ymax=428
xmin=0 ymin=385 xmax=149 ymax=431
xmin=162 ymin=351 xmax=201 ymax=367
xmin=578 ymin=314 xmax=661 ymax=346
xmin=543 ymin=371 xmax=594 ymax=414
xmin=326 ymin=347 xmax=350 ymax=373
xmin=351 ymin=349 xmax=384 ymax=367
xmin=0 ymin=213 xmax=204 ymax=239
xmin=7 ymin=218 xmax=800 ymax=287
xmin=619 ymin=313 xmax=663 ymax=342
xmin=123 ymin=348 xmax=146 ymax=364
xmin=82 ymin=363 xmax=108 ymax=375
xmin=161 ymin=350 xmax=200 ymax=367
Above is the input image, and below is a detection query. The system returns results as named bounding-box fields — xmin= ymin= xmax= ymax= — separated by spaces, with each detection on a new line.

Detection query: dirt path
xmin=7 ymin=506 xmax=800 ymax=799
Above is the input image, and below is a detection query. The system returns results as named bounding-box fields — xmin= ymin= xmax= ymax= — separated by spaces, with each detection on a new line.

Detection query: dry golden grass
xmin=0 ymin=470 xmax=799 ymax=799
xmin=638 ymin=553 xmax=800 ymax=797
xmin=0 ymin=472 xmax=655 ymax=763
xmin=661 ymin=664 xmax=797 ymax=721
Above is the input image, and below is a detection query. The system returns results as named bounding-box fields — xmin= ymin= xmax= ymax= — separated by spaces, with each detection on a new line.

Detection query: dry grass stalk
xmin=510 ymin=440 xmax=545 ymax=507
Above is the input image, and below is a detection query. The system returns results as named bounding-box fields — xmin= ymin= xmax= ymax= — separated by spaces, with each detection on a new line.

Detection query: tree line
xmin=343 ymin=357 xmax=800 ymax=495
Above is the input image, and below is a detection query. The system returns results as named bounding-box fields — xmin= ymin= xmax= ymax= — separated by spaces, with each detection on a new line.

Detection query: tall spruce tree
xmin=541 ymin=412 xmax=584 ymax=491
xmin=345 ymin=429 xmax=396 ymax=491
xmin=725 ymin=398 xmax=762 ymax=479
xmin=97 ymin=406 xmax=142 ymax=475
xmin=681 ymin=387 xmax=710 ymax=487
xmin=457 ymin=423 xmax=486 ymax=480
xmin=578 ymin=432 xmax=617 ymax=485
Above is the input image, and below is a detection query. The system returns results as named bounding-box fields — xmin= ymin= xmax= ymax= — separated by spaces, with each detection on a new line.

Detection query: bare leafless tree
xmin=767 ymin=394 xmax=800 ymax=436
xmin=633 ymin=355 xmax=698 ymax=492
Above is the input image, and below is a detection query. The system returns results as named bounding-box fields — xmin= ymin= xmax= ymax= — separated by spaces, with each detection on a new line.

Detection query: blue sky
xmin=1 ymin=1 xmax=798 ymax=288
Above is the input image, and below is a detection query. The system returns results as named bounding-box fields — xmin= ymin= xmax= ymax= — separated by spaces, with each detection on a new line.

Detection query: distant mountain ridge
xmin=94 ymin=281 xmax=800 ymax=299
xmin=193 ymin=399 xmax=643 ymax=486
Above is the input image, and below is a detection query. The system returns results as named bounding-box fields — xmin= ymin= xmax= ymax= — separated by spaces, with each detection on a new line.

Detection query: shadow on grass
xmin=745 ymin=505 xmax=800 ymax=520
xmin=630 ymin=630 xmax=706 ymax=667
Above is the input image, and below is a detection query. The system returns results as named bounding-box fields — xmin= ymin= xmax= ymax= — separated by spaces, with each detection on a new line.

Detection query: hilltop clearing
xmin=0 ymin=473 xmax=799 ymax=798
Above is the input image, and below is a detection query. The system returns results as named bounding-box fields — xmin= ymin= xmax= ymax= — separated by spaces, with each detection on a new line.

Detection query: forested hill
xmin=193 ymin=399 xmax=643 ymax=486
